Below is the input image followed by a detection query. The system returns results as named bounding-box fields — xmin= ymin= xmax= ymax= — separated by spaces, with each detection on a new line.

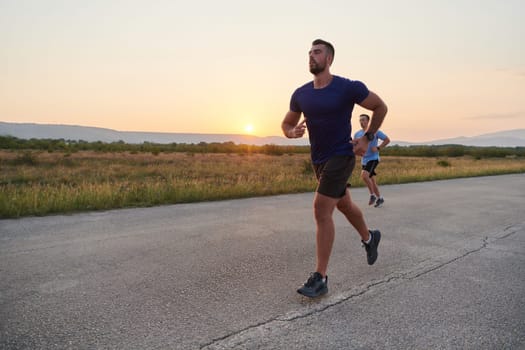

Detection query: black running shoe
xmin=368 ymin=194 xmax=377 ymax=206
xmin=362 ymin=230 xmax=381 ymax=265
xmin=374 ymin=197 xmax=384 ymax=208
xmin=297 ymin=272 xmax=328 ymax=298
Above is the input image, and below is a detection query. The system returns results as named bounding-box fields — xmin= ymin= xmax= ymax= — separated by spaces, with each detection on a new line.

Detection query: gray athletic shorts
xmin=313 ymin=155 xmax=356 ymax=198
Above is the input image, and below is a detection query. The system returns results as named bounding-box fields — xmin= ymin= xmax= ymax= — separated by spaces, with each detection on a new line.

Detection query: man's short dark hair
xmin=312 ymin=39 xmax=335 ymax=61
xmin=359 ymin=114 xmax=370 ymax=121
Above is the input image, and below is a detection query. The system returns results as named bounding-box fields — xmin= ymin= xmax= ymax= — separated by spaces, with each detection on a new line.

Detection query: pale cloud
xmin=465 ymin=112 xmax=524 ymax=120
xmin=509 ymin=69 xmax=525 ymax=78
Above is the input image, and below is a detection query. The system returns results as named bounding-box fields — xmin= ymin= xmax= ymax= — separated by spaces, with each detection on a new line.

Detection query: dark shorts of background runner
xmin=362 ymin=159 xmax=379 ymax=178
xmin=313 ymin=155 xmax=356 ymax=198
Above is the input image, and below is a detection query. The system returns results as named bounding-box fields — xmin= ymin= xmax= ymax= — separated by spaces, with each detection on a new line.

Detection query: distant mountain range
xmin=0 ymin=122 xmax=308 ymax=146
xmin=1 ymin=122 xmax=525 ymax=147
xmin=394 ymin=129 xmax=525 ymax=147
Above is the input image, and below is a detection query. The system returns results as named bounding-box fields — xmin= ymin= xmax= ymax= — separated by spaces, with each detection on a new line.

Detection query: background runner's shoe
xmin=297 ymin=272 xmax=328 ymax=298
xmin=362 ymin=230 xmax=381 ymax=265
xmin=369 ymin=194 xmax=377 ymax=205
xmin=374 ymin=197 xmax=384 ymax=207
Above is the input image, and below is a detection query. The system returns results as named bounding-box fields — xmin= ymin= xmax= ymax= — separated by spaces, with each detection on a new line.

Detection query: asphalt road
xmin=1 ymin=174 xmax=524 ymax=349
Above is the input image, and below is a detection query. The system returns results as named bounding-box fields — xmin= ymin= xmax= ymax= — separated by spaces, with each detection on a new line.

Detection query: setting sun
xmin=244 ymin=124 xmax=254 ymax=134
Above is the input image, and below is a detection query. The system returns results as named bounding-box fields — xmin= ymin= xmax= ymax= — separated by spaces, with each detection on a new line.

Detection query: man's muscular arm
xmin=281 ymin=110 xmax=306 ymax=138
xmin=358 ymin=91 xmax=388 ymax=134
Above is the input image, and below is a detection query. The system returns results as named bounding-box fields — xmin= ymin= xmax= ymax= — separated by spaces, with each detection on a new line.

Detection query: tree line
xmin=0 ymin=135 xmax=523 ymax=158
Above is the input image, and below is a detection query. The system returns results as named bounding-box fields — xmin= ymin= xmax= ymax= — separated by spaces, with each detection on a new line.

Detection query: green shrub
xmin=14 ymin=151 xmax=38 ymax=166
xmin=437 ymin=159 xmax=451 ymax=167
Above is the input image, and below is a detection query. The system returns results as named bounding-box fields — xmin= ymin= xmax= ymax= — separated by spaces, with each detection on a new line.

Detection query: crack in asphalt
xmin=199 ymin=224 xmax=523 ymax=349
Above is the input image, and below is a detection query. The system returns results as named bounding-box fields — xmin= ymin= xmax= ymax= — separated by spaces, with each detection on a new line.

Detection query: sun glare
xmin=244 ymin=124 xmax=254 ymax=134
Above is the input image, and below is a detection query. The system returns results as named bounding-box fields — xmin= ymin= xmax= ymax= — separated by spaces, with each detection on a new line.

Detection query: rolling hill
xmin=1 ymin=122 xmax=524 ymax=147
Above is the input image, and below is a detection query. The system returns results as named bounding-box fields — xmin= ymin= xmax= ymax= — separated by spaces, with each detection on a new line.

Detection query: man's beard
xmin=309 ymin=60 xmax=326 ymax=75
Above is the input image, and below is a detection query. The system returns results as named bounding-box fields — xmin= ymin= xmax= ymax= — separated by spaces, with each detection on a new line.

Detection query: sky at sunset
xmin=1 ymin=0 xmax=524 ymax=142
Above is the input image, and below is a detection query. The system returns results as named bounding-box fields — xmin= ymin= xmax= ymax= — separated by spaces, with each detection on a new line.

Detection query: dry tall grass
xmin=1 ymin=150 xmax=524 ymax=218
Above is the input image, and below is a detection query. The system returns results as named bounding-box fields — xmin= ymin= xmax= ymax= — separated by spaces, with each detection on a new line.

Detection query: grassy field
xmin=1 ymin=150 xmax=524 ymax=218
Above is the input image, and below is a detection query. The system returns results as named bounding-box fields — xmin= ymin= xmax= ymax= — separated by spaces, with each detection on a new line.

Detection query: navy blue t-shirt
xmin=290 ymin=75 xmax=369 ymax=164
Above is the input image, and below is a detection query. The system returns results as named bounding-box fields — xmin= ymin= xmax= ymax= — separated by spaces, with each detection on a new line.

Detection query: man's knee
xmin=314 ymin=194 xmax=337 ymax=222
xmin=336 ymin=193 xmax=351 ymax=212
xmin=314 ymin=203 xmax=332 ymax=222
